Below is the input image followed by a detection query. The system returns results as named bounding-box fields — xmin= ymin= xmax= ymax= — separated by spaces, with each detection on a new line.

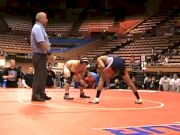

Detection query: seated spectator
xmin=170 ymin=73 xmax=180 ymax=92
xmin=149 ymin=76 xmax=158 ymax=90
xmin=119 ymin=79 xmax=128 ymax=89
xmin=129 ymin=55 xmax=135 ymax=67
xmin=110 ymin=78 xmax=120 ymax=89
xmin=144 ymin=76 xmax=152 ymax=89
xmin=84 ymin=72 xmax=99 ymax=89
xmin=131 ymin=76 xmax=138 ymax=87
xmin=2 ymin=59 xmax=22 ymax=88
xmin=55 ymin=71 xmax=64 ymax=88
xmin=174 ymin=20 xmax=180 ymax=35
xmin=163 ymin=55 xmax=169 ymax=65
xmin=159 ymin=74 xmax=171 ymax=91
xmin=22 ymin=66 xmax=34 ymax=88
xmin=0 ymin=65 xmax=4 ymax=87
xmin=46 ymin=63 xmax=56 ymax=88
xmin=156 ymin=70 xmax=162 ymax=86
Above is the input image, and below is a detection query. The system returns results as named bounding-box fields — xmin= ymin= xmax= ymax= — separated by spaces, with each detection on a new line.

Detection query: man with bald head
xmin=30 ymin=12 xmax=51 ymax=101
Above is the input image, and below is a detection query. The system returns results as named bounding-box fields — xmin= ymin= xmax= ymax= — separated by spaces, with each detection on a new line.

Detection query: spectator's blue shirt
xmin=90 ymin=72 xmax=100 ymax=85
xmin=30 ymin=22 xmax=49 ymax=54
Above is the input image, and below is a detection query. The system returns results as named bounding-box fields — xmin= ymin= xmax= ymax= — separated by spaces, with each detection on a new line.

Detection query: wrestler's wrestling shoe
xmin=89 ymin=98 xmax=100 ymax=104
xmin=64 ymin=93 xmax=74 ymax=100
xmin=135 ymin=98 xmax=142 ymax=104
xmin=80 ymin=93 xmax=90 ymax=98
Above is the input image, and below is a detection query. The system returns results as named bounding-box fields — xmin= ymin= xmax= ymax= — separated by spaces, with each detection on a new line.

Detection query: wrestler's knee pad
xmin=65 ymin=77 xmax=72 ymax=84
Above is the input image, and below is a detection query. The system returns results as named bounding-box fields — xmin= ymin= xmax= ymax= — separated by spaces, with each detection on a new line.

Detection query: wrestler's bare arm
xmin=97 ymin=56 xmax=107 ymax=73
xmin=75 ymin=72 xmax=86 ymax=86
xmin=75 ymin=66 xmax=87 ymax=82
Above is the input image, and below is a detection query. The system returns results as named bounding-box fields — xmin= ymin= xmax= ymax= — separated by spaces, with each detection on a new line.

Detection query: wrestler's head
xmin=80 ymin=57 xmax=89 ymax=65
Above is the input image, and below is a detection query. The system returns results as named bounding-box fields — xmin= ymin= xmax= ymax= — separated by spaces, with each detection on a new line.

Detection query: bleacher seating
xmin=86 ymin=39 xmax=127 ymax=59
xmin=129 ymin=11 xmax=175 ymax=35
xmin=4 ymin=17 xmax=32 ymax=32
xmin=4 ymin=16 xmax=73 ymax=36
xmin=0 ymin=33 xmax=30 ymax=52
xmin=0 ymin=9 xmax=179 ymax=66
xmin=78 ymin=18 xmax=114 ymax=32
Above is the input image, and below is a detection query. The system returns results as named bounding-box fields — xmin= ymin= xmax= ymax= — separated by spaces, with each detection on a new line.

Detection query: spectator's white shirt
xmin=144 ymin=76 xmax=148 ymax=84
xmin=170 ymin=78 xmax=180 ymax=91
xmin=159 ymin=77 xmax=171 ymax=91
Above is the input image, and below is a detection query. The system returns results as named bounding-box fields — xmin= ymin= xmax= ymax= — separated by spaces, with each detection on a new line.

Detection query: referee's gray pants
xmin=32 ymin=53 xmax=47 ymax=97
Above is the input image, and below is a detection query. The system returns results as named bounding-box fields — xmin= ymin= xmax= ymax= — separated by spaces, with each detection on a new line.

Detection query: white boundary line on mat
xmin=17 ymin=98 xmax=164 ymax=111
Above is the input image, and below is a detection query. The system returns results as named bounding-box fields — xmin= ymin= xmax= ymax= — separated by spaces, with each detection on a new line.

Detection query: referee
xmin=30 ymin=12 xmax=51 ymax=102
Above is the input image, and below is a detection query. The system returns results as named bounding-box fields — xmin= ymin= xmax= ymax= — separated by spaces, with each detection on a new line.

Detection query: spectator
xmin=170 ymin=73 xmax=180 ymax=92
xmin=59 ymin=71 xmax=65 ymax=88
xmin=159 ymin=74 xmax=171 ymax=91
xmin=17 ymin=66 xmax=24 ymax=88
xmin=0 ymin=65 xmax=4 ymax=87
xmin=144 ymin=75 xmax=152 ymax=89
xmin=46 ymin=63 xmax=56 ymax=88
xmin=110 ymin=78 xmax=121 ymax=89
xmin=84 ymin=71 xmax=97 ymax=89
xmin=150 ymin=76 xmax=158 ymax=90
xmin=2 ymin=59 xmax=21 ymax=88
xmin=22 ymin=66 xmax=34 ymax=88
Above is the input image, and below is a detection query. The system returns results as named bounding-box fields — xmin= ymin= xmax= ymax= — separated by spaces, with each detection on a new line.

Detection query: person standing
xmin=30 ymin=12 xmax=51 ymax=101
